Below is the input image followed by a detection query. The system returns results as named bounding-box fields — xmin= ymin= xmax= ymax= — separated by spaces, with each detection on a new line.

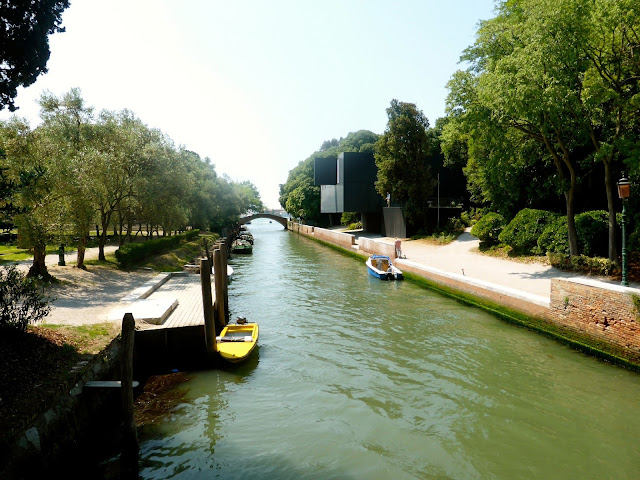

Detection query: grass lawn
xmin=38 ymin=322 xmax=121 ymax=354
xmin=0 ymin=245 xmax=59 ymax=262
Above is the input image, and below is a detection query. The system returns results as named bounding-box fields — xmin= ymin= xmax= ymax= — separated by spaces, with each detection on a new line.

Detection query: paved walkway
xmin=389 ymin=230 xmax=585 ymax=301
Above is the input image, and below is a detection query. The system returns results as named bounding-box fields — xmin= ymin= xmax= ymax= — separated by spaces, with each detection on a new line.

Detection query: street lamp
xmin=617 ymin=174 xmax=631 ymax=286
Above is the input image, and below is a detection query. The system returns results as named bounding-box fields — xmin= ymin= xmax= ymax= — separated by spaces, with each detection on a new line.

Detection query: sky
xmin=1 ymin=0 xmax=497 ymax=209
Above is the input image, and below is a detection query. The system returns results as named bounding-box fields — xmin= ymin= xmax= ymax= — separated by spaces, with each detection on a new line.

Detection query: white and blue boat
xmin=366 ymin=255 xmax=403 ymax=280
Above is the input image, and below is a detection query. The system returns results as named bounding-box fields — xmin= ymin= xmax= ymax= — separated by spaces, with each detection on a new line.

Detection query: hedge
xmin=115 ymin=229 xmax=200 ymax=268
xmin=470 ymin=212 xmax=505 ymax=246
xmin=537 ymin=210 xmax=618 ymax=257
xmin=537 ymin=217 xmax=569 ymax=255
xmin=498 ymin=209 xmax=559 ymax=254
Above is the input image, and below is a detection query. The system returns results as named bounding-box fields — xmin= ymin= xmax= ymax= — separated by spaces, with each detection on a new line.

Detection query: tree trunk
xmin=126 ymin=216 xmax=133 ymax=245
xmin=76 ymin=231 xmax=87 ymax=270
xmin=565 ymin=178 xmax=579 ymax=257
xmin=28 ymin=245 xmax=50 ymax=279
xmin=99 ymin=209 xmax=112 ymax=261
xmin=603 ymin=159 xmax=620 ymax=265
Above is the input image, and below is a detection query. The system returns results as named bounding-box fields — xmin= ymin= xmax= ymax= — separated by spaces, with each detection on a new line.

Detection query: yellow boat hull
xmin=217 ymin=323 xmax=259 ymax=363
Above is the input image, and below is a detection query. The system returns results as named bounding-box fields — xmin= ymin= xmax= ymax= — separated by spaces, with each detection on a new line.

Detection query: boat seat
xmin=216 ymin=336 xmax=253 ymax=342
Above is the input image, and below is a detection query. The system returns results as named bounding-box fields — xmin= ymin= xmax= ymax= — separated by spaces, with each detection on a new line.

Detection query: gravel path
xmin=13 ymin=246 xmax=159 ymax=326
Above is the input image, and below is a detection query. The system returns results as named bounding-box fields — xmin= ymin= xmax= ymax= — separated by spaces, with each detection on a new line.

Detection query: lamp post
xmin=617 ymin=174 xmax=631 ymax=286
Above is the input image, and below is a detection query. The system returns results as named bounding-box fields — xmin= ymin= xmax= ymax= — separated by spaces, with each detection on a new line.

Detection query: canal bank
xmin=289 ymin=221 xmax=640 ymax=370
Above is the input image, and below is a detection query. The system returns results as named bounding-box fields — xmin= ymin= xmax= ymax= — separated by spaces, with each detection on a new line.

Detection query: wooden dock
xmin=134 ymin=273 xmax=206 ymax=329
xmin=125 ymin=242 xmax=230 ymax=369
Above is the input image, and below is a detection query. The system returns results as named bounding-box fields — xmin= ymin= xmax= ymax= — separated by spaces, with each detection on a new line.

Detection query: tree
xmin=579 ymin=0 xmax=640 ymax=262
xmin=0 ymin=1 xmax=70 ymax=111
xmin=0 ymin=118 xmax=63 ymax=278
xmin=235 ymin=181 xmax=264 ymax=214
xmin=375 ymin=99 xmax=436 ymax=227
xmin=90 ymin=109 xmax=156 ymax=260
xmin=445 ymin=0 xmax=640 ymax=260
xmin=38 ymin=88 xmax=96 ymax=269
xmin=442 ymin=71 xmax=559 ymax=217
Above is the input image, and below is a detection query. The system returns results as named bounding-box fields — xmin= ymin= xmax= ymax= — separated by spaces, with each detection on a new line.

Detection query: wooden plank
xmin=84 ymin=380 xmax=140 ymax=388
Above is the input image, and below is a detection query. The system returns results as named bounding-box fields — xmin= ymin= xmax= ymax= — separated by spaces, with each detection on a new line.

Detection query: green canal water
xmin=136 ymin=220 xmax=640 ymax=479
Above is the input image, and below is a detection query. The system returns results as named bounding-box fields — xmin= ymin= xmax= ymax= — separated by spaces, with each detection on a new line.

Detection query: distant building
xmin=314 ymin=151 xmax=465 ymax=238
xmin=314 ymin=152 xmax=404 ymax=236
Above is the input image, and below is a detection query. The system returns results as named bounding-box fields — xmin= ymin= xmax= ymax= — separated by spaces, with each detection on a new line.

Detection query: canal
xmin=136 ymin=220 xmax=640 ymax=479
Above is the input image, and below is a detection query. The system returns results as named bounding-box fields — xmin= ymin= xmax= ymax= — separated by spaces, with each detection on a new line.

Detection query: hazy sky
xmin=1 ymin=0 xmax=496 ymax=209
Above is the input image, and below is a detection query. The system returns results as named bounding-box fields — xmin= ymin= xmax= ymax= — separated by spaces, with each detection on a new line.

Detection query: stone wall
xmin=1 ymin=337 xmax=126 ymax=478
xmin=358 ymin=237 xmax=396 ymax=258
xmin=549 ymin=277 xmax=640 ymax=363
xmin=288 ymin=221 xmax=314 ymax=235
xmin=310 ymin=227 xmax=356 ymax=249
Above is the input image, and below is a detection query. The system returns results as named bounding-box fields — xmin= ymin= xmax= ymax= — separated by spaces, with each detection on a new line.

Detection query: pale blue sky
xmin=1 ymin=0 xmax=496 ymax=208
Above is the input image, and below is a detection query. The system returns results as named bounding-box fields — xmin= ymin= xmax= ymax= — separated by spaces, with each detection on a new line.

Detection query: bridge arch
xmin=239 ymin=213 xmax=288 ymax=228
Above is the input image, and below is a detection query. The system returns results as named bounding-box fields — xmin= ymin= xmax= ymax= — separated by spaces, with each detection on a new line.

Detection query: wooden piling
xmin=120 ymin=313 xmax=138 ymax=476
xmin=220 ymin=239 xmax=229 ymax=324
xmin=200 ymin=257 xmax=216 ymax=353
xmin=213 ymin=248 xmax=226 ymax=332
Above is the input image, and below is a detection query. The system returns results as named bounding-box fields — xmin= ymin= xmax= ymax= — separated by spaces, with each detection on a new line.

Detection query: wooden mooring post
xmin=219 ymin=239 xmax=229 ymax=324
xmin=120 ymin=313 xmax=139 ymax=477
xmin=200 ymin=257 xmax=216 ymax=353
xmin=213 ymin=248 xmax=227 ymax=332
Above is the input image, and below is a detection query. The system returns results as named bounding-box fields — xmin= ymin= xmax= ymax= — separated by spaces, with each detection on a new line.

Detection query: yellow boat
xmin=216 ymin=322 xmax=259 ymax=363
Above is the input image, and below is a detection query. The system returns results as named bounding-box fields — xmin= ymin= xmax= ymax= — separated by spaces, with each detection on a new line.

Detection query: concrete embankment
xmin=288 ymin=221 xmax=640 ymax=370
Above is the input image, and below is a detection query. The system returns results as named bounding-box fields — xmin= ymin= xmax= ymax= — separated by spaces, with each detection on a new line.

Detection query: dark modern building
xmin=314 ymin=152 xmax=405 ymax=236
xmin=314 ymin=150 xmax=466 ymax=238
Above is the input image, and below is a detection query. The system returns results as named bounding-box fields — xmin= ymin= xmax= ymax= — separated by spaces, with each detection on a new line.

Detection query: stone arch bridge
xmin=239 ymin=213 xmax=288 ymax=228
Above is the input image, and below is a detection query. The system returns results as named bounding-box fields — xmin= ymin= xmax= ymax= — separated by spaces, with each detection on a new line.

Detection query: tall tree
xmin=38 ymin=88 xmax=96 ymax=269
xmin=0 ymin=0 xmax=70 ymax=111
xmin=0 ymin=118 xmax=62 ymax=278
xmin=579 ymin=0 xmax=640 ymax=262
xmin=446 ymin=0 xmax=640 ymax=259
xmin=375 ymin=99 xmax=436 ymax=227
xmin=449 ymin=0 xmax=594 ymax=255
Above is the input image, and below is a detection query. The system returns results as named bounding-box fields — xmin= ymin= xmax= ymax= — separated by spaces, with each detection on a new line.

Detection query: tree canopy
xmin=375 ymin=99 xmax=436 ymax=226
xmin=0 ymin=1 xmax=70 ymax=111
xmin=442 ymin=0 xmax=640 ymax=258
xmin=0 ymin=88 xmax=263 ymax=276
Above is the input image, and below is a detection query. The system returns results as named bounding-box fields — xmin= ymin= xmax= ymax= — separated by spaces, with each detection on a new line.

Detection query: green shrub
xmin=347 ymin=221 xmax=362 ymax=230
xmin=470 ymin=212 xmax=505 ymax=246
xmin=548 ymin=252 xmax=616 ymax=276
xmin=115 ymin=230 xmax=200 ymax=268
xmin=499 ymin=209 xmax=559 ymax=254
xmin=461 ymin=207 xmax=486 ymax=227
xmin=0 ymin=265 xmax=51 ymax=331
xmin=538 ymin=217 xmax=569 ymax=254
xmin=341 ymin=212 xmax=359 ymax=226
xmin=575 ymin=210 xmax=610 ymax=257
xmin=446 ymin=217 xmax=466 ymax=234
xmin=536 ymin=211 xmax=618 ymax=256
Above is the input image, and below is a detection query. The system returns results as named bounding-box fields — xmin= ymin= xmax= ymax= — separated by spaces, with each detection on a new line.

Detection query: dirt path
xmin=42 ymin=265 xmax=157 ymax=325
xmin=12 ymin=245 xmax=158 ymax=326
